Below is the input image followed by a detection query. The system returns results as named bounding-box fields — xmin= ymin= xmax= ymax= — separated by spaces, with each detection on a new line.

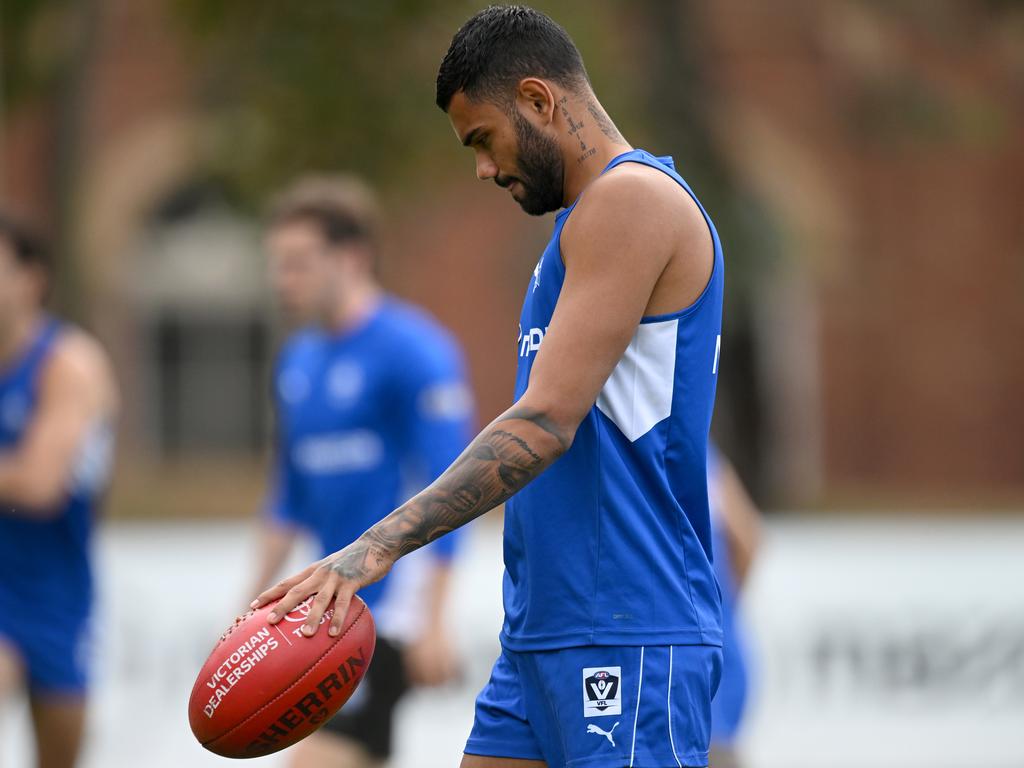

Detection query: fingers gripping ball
xmin=189 ymin=595 xmax=375 ymax=758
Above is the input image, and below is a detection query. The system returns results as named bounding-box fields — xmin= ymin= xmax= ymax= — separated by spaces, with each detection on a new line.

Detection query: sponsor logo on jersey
xmin=532 ymin=256 xmax=544 ymax=292
xmin=583 ymin=666 xmax=622 ymax=717
xmin=293 ymin=430 xmax=384 ymax=474
xmin=418 ymin=382 xmax=472 ymax=421
xmin=326 ymin=361 xmax=364 ymax=407
xmin=518 ymin=325 xmax=547 ymax=357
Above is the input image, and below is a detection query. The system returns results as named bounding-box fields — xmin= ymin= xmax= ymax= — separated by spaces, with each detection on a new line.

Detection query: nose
xmin=474 ymin=151 xmax=498 ymax=181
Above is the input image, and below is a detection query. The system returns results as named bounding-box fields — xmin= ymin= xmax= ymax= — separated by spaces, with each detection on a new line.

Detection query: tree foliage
xmin=170 ymin=0 xmax=632 ymax=204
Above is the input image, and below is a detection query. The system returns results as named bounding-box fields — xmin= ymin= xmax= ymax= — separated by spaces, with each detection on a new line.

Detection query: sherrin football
xmin=189 ymin=595 xmax=375 ymax=758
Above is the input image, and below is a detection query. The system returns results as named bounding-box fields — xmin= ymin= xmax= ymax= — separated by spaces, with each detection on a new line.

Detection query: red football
xmin=189 ymin=595 xmax=375 ymax=758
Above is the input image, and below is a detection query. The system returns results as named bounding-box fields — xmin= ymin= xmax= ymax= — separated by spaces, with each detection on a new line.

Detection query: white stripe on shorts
xmin=629 ymin=646 xmax=646 ymax=768
xmin=668 ymin=646 xmax=682 ymax=767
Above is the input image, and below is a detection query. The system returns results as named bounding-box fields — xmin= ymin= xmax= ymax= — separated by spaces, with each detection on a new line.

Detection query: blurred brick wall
xmin=3 ymin=0 xmax=1022 ymax=507
xmin=382 ymin=183 xmax=544 ymax=427
xmin=705 ymin=0 xmax=1024 ymax=502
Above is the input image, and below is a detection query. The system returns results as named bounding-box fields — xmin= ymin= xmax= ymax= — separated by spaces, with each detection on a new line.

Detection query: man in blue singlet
xmin=253 ymin=176 xmax=474 ymax=768
xmin=707 ymin=446 xmax=762 ymax=768
xmin=0 ymin=213 xmax=117 ymax=768
xmin=253 ymin=7 xmax=726 ymax=767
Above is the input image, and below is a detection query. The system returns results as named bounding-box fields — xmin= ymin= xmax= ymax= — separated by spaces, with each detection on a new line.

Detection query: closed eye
xmin=462 ymin=127 xmax=489 ymax=149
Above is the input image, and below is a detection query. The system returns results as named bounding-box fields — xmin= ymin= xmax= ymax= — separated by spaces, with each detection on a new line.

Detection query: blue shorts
xmin=466 ymin=644 xmax=722 ymax=768
xmin=0 ymin=610 xmax=91 ymax=696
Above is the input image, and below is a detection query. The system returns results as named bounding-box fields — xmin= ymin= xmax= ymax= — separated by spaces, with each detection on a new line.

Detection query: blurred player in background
xmin=255 ymin=6 xmax=727 ymax=768
xmin=0 ymin=213 xmax=117 ymax=768
xmin=707 ymin=445 xmax=761 ymax=768
xmin=253 ymin=176 xmax=474 ymax=768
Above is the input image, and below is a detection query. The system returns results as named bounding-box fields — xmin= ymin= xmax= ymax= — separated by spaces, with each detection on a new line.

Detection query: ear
xmin=27 ymin=265 xmax=50 ymax=305
xmin=515 ymin=78 xmax=556 ymax=126
xmin=330 ymin=242 xmax=372 ymax=275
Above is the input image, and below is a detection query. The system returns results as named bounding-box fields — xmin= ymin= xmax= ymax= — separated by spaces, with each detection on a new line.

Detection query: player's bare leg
xmin=711 ymin=746 xmax=740 ymax=768
xmin=28 ymin=694 xmax=85 ymax=768
xmin=0 ymin=638 xmax=23 ymax=700
xmin=461 ymin=756 xmax=546 ymax=768
xmin=289 ymin=731 xmax=383 ymax=768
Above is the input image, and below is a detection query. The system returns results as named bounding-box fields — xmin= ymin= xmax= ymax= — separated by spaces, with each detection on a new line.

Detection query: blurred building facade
xmin=1 ymin=0 xmax=1021 ymax=514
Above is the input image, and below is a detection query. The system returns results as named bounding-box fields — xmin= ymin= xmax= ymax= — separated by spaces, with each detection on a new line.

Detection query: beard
xmin=498 ymin=110 xmax=565 ymax=216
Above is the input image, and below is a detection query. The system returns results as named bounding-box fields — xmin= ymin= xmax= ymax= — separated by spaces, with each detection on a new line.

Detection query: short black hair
xmin=0 ymin=211 xmax=52 ymax=292
xmin=436 ymin=5 xmax=589 ymax=112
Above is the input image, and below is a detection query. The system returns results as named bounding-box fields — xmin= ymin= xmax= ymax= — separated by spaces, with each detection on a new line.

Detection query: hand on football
xmin=251 ymin=536 xmax=394 ymax=638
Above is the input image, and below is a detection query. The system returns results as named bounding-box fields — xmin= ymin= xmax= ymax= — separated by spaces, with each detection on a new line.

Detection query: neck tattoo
xmin=558 ymin=95 xmax=598 ymax=165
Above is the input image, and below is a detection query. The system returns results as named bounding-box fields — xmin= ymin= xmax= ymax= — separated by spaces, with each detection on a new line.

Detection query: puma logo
xmin=586 ymin=721 xmax=619 ymax=747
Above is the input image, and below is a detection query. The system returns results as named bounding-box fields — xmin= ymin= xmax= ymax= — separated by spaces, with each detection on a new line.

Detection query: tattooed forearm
xmin=325 ymin=537 xmax=392 ymax=583
xmin=332 ymin=406 xmax=571 ymax=578
xmin=586 ymin=101 xmax=626 ymax=144
xmin=502 ymin=404 xmax=573 ymax=452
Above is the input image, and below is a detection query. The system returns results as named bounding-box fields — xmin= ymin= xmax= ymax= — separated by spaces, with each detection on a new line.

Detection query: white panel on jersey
xmin=596 ymin=319 xmax=677 ymax=442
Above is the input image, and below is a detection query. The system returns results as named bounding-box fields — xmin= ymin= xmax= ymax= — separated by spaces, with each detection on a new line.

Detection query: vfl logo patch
xmin=582 ymin=666 xmax=621 ymax=717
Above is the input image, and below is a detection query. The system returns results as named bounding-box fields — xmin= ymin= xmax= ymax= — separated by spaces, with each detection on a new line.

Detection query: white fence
xmin=2 ymin=515 xmax=1022 ymax=768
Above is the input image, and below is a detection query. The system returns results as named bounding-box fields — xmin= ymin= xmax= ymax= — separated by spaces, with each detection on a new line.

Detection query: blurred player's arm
xmin=405 ymin=561 xmax=458 ymax=686
xmin=716 ymin=456 xmax=762 ymax=588
xmin=401 ymin=347 xmax=473 ymax=686
xmin=250 ymin=520 xmax=300 ymax=598
xmin=248 ymin=436 xmax=304 ymax=600
xmin=0 ymin=332 xmax=116 ymax=514
xmin=255 ymin=169 xmax=701 ymax=636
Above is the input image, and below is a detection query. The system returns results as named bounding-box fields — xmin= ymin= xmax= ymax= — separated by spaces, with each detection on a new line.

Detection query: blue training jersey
xmin=501 ymin=149 xmax=725 ymax=651
xmin=268 ymin=297 xmax=474 ymax=624
xmin=0 ymin=317 xmax=113 ymax=620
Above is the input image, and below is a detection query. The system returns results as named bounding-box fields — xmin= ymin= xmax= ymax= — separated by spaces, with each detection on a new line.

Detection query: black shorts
xmin=320 ymin=635 xmax=409 ymax=759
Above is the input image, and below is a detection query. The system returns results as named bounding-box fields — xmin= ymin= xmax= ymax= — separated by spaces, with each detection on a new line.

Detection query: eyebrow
xmin=462 ymin=127 xmax=483 ymax=147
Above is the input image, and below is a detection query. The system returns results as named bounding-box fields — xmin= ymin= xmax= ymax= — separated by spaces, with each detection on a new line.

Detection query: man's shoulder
xmin=564 ymin=159 xmax=707 ymax=262
xmin=375 ymin=299 xmax=462 ymax=363
xmin=278 ymin=328 xmax=325 ymax=367
xmin=47 ymin=325 xmax=112 ymax=385
xmin=40 ymin=324 xmax=117 ymax=409
xmin=582 ymin=160 xmax=692 ymax=220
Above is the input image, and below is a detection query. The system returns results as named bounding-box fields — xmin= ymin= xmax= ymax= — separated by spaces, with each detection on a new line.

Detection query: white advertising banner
xmin=739 ymin=516 xmax=1024 ymax=767
xmin=1 ymin=516 xmax=1021 ymax=767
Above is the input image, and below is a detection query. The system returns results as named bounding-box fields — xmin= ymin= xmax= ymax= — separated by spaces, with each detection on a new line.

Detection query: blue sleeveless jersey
xmin=0 ymin=318 xmax=112 ymax=622
xmin=501 ymin=150 xmax=725 ymax=651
